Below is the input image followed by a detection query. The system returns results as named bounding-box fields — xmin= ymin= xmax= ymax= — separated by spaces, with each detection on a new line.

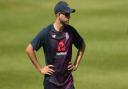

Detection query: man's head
xmin=54 ymin=1 xmax=75 ymax=25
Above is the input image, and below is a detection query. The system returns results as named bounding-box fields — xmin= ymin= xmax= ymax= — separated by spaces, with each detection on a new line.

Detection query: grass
xmin=0 ymin=0 xmax=128 ymax=89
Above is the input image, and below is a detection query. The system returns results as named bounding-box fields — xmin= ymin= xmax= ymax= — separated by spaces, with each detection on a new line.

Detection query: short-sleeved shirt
xmin=31 ymin=24 xmax=83 ymax=87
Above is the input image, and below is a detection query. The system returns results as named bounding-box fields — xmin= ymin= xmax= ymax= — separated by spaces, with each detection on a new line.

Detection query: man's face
xmin=58 ymin=12 xmax=70 ymax=25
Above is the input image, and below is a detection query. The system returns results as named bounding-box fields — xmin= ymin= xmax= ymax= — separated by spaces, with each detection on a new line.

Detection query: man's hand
xmin=39 ymin=65 xmax=55 ymax=75
xmin=67 ymin=62 xmax=77 ymax=72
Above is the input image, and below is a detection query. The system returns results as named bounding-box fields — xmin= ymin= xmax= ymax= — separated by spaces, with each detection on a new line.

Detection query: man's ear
xmin=56 ymin=12 xmax=61 ymax=17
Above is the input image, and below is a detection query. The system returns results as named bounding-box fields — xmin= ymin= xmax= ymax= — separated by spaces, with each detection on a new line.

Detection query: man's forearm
xmin=26 ymin=44 xmax=42 ymax=72
xmin=74 ymin=42 xmax=85 ymax=70
xmin=26 ymin=44 xmax=55 ymax=75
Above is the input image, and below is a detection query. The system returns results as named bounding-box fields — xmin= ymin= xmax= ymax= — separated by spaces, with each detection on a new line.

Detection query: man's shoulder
xmin=65 ymin=25 xmax=77 ymax=33
xmin=65 ymin=24 xmax=75 ymax=30
xmin=45 ymin=24 xmax=53 ymax=30
xmin=40 ymin=24 xmax=53 ymax=34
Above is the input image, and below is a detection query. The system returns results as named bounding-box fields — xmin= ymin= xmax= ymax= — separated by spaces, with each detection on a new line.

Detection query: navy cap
xmin=54 ymin=1 xmax=76 ymax=14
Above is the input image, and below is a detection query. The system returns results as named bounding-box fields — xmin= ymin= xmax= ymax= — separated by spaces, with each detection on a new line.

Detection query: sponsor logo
xmin=56 ymin=52 xmax=67 ymax=56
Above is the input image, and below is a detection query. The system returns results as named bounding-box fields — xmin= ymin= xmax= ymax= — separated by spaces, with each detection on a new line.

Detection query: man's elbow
xmin=25 ymin=47 xmax=29 ymax=54
xmin=80 ymin=41 xmax=86 ymax=52
xmin=25 ymin=44 xmax=33 ymax=54
xmin=83 ymin=41 xmax=86 ymax=49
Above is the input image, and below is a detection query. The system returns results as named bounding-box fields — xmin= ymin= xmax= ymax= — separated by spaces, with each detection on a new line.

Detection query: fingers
xmin=67 ymin=62 xmax=77 ymax=71
xmin=46 ymin=65 xmax=55 ymax=75
xmin=48 ymin=68 xmax=55 ymax=74
xmin=68 ymin=66 xmax=74 ymax=71
xmin=40 ymin=65 xmax=55 ymax=75
xmin=46 ymin=68 xmax=55 ymax=75
xmin=67 ymin=63 xmax=74 ymax=71
xmin=47 ymin=65 xmax=55 ymax=68
xmin=68 ymin=62 xmax=72 ymax=68
xmin=68 ymin=64 xmax=73 ymax=69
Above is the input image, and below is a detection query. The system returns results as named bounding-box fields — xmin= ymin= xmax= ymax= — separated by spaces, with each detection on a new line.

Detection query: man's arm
xmin=25 ymin=43 xmax=55 ymax=75
xmin=68 ymin=41 xmax=85 ymax=71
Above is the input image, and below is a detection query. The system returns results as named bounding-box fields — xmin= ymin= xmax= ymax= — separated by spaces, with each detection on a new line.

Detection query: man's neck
xmin=53 ymin=19 xmax=64 ymax=32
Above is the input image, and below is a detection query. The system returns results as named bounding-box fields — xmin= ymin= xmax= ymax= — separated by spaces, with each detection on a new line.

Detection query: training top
xmin=31 ymin=24 xmax=83 ymax=86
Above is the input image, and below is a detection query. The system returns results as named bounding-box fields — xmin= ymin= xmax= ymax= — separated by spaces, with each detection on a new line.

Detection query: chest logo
xmin=57 ymin=40 xmax=66 ymax=52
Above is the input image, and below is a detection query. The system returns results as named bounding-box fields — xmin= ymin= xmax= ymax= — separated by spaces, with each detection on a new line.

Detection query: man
xmin=26 ymin=1 xmax=85 ymax=89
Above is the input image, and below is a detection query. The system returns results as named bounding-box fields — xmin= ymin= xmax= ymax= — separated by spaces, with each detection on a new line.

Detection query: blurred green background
xmin=0 ymin=0 xmax=128 ymax=89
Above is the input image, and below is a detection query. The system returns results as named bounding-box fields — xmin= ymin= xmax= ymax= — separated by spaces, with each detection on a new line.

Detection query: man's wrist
xmin=73 ymin=64 xmax=78 ymax=71
xmin=37 ymin=67 xmax=42 ymax=73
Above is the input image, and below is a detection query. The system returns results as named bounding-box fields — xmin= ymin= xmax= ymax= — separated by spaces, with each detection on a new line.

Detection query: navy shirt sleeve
xmin=72 ymin=28 xmax=83 ymax=49
xmin=31 ymin=29 xmax=46 ymax=51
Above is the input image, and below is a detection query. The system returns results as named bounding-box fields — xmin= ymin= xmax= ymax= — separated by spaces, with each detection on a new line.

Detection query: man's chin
xmin=65 ymin=21 xmax=69 ymax=25
xmin=61 ymin=21 xmax=69 ymax=25
xmin=63 ymin=23 xmax=69 ymax=26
